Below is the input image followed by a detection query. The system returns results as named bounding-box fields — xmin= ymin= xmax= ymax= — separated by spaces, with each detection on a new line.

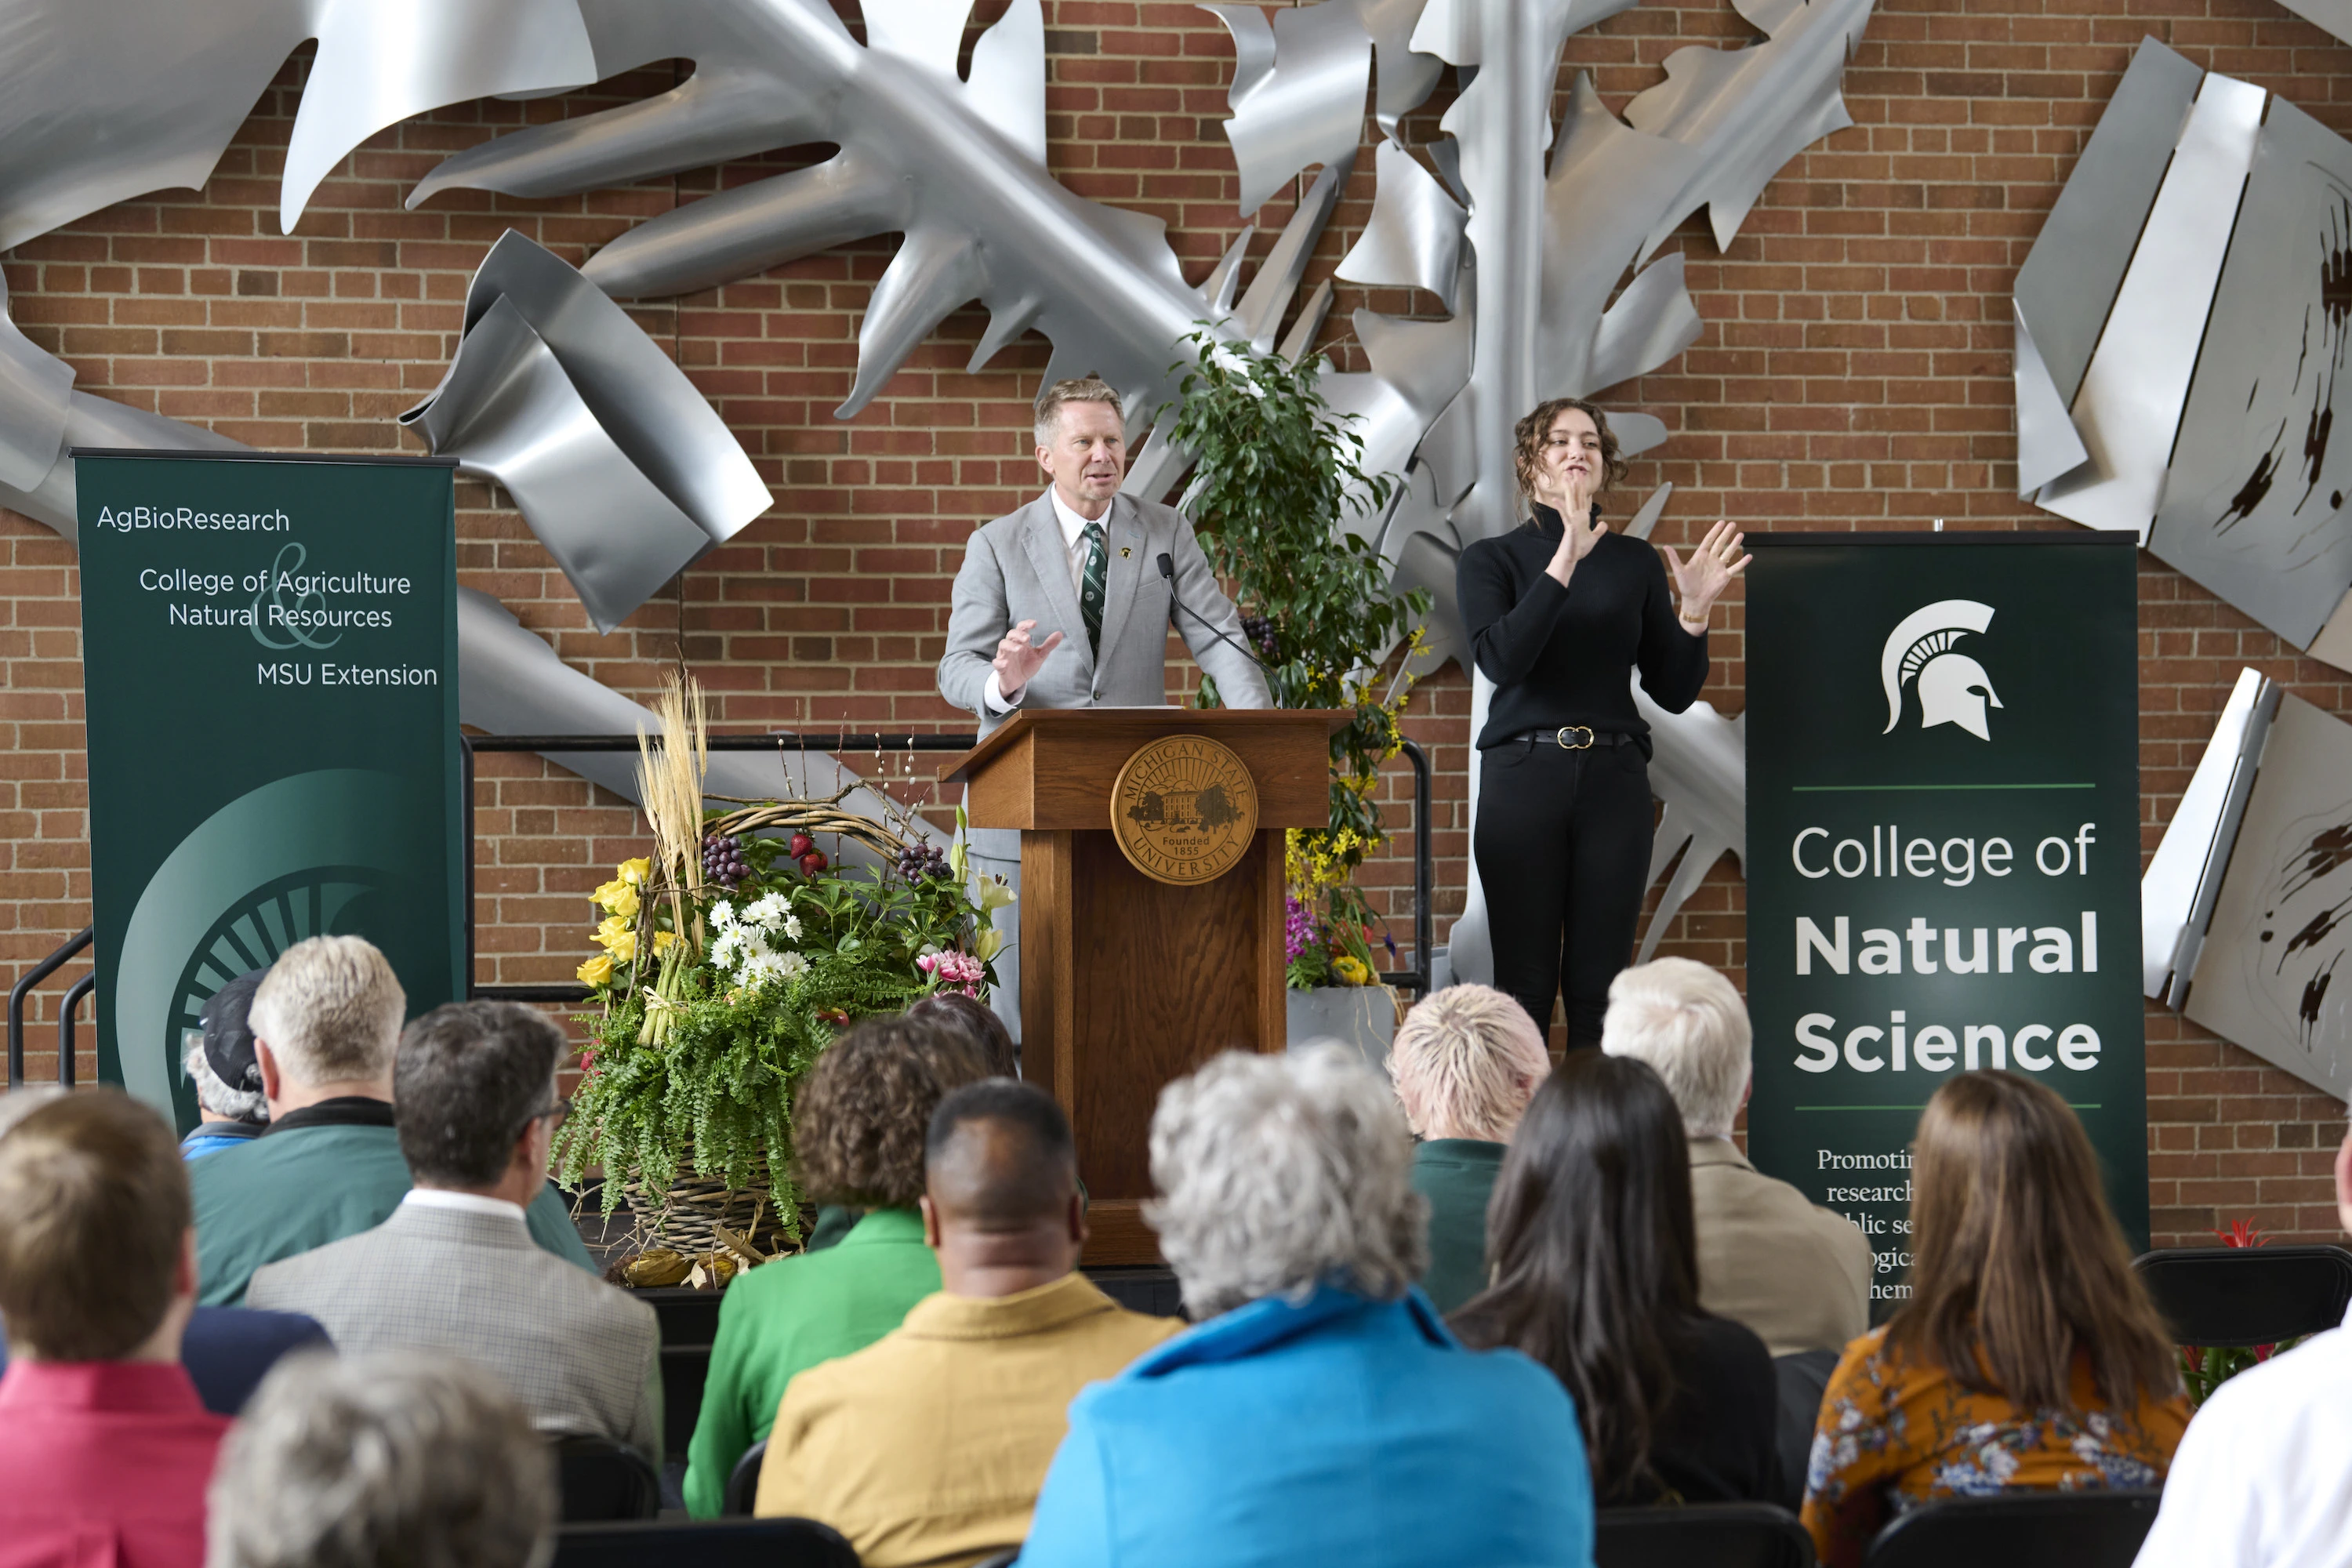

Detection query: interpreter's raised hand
xmin=993 ymin=619 xmax=1065 ymax=699
xmin=1544 ymin=505 xmax=1609 ymax=589
xmin=1662 ymin=520 xmax=1751 ymax=629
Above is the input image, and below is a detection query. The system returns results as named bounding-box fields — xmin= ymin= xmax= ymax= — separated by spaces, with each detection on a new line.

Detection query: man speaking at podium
xmin=938 ymin=376 xmax=1270 ymax=1037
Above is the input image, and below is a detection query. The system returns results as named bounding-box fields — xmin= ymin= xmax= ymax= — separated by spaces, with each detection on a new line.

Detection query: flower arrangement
xmin=1161 ymin=327 xmax=1428 ymax=989
xmin=1283 ymin=893 xmax=1392 ymax=990
xmin=558 ymin=672 xmax=1012 ymax=1258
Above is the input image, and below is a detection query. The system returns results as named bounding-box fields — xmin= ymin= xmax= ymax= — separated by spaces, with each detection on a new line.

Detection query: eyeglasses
xmin=512 ymin=1095 xmax=571 ymax=1141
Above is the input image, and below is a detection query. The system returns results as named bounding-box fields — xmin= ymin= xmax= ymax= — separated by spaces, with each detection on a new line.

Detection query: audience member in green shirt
xmin=1388 ymin=985 xmax=1552 ymax=1314
xmin=683 ymin=1012 xmax=989 ymax=1517
xmin=191 ymin=935 xmax=593 ymax=1306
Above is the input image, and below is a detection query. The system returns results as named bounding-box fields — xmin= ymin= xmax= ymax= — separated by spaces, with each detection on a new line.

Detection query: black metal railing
xmin=466 ymin=730 xmax=1436 ymax=1004
xmin=2 ymin=731 xmax=1438 ymax=1085
xmin=9 ymin=924 xmax=91 ymax=1087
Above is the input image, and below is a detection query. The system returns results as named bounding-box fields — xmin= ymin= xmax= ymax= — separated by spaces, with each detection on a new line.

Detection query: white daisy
xmin=710 ymin=898 xmax=738 ymax=929
xmin=745 ymin=891 xmax=790 ymax=929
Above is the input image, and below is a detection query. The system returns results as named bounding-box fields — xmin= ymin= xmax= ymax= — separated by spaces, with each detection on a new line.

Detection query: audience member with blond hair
xmin=190 ymin=936 xmax=590 ymax=1305
xmin=684 ymin=1013 xmax=990 ymax=1516
xmin=0 ymin=1090 xmax=226 ymax=1568
xmin=1386 ymin=983 xmax=1550 ymax=1311
xmin=1601 ymin=957 xmax=1868 ymax=1355
xmin=1019 ymin=1045 xmax=1592 ymax=1567
xmin=1802 ymin=1071 xmax=2188 ymax=1567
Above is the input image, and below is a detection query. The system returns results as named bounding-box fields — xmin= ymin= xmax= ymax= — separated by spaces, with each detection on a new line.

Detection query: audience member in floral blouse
xmin=1801 ymin=1071 xmax=2188 ymax=1567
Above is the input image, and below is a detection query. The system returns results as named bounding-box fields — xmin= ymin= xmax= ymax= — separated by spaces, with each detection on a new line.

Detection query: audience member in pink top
xmin=0 ymin=1090 xmax=228 ymax=1568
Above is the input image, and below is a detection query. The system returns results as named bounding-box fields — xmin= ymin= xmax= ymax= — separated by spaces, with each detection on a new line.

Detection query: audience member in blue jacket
xmin=1019 ymin=1044 xmax=1595 ymax=1568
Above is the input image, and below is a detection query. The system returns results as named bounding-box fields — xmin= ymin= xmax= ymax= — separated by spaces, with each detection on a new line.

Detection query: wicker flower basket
xmin=619 ymin=1147 xmax=795 ymax=1263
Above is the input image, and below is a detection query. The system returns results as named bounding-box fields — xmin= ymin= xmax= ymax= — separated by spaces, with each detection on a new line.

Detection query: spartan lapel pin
xmin=1120 ymin=546 xmax=1132 ymax=557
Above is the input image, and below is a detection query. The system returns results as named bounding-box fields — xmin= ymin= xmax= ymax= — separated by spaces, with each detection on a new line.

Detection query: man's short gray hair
xmin=1146 ymin=1044 xmax=1428 ymax=1319
xmin=1387 ymin=984 xmax=1550 ymax=1143
xmin=183 ymin=1034 xmax=268 ymax=1124
xmin=248 ymin=936 xmax=405 ymax=1088
xmin=1033 ymin=376 xmax=1123 ymax=447
xmin=0 ymin=1086 xmax=66 ymax=1140
xmin=1600 ymin=957 xmax=1752 ymax=1138
xmin=208 ymin=1350 xmax=554 ymax=1568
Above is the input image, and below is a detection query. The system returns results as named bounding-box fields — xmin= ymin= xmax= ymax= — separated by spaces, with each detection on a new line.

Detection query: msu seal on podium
xmin=1110 ymin=733 xmax=1259 ymax=885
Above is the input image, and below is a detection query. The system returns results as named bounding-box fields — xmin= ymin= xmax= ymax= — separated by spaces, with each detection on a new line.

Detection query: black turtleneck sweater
xmin=1456 ymin=503 xmax=1710 ymax=749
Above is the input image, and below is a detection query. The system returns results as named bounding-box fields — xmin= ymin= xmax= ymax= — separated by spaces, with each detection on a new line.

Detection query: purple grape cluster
xmin=896 ymin=841 xmax=951 ymax=883
xmin=702 ymin=832 xmax=750 ymax=890
xmin=1241 ymin=615 xmax=1279 ymax=660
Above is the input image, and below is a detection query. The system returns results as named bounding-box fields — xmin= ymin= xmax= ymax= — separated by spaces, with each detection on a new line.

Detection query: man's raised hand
xmin=994 ymin=619 xmax=1065 ymax=700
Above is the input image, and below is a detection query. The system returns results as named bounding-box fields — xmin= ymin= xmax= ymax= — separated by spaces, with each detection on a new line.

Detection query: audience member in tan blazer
xmin=1602 ymin=959 xmax=1870 ymax=1357
xmin=755 ymin=1079 xmax=1181 ymax=1567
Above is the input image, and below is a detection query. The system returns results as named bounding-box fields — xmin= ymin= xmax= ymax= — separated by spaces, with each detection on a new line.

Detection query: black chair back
xmin=552 ymin=1518 xmax=858 ymax=1568
xmin=1864 ymin=1490 xmax=2161 ymax=1568
xmin=1771 ymin=1349 xmax=1840 ymax=1511
xmin=724 ymin=1437 xmax=768 ymax=1516
xmin=550 ymin=1436 xmax=660 ymax=1523
xmin=1595 ymin=1502 xmax=1814 ymax=1568
xmin=2133 ymin=1244 xmax=2352 ymax=1347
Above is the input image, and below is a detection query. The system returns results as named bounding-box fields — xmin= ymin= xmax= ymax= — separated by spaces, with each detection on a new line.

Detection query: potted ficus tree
xmin=1162 ymin=327 xmax=1429 ymax=1072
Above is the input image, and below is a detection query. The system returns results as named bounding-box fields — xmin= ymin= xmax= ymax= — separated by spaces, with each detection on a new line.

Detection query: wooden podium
xmin=942 ymin=708 xmax=1347 ymax=1264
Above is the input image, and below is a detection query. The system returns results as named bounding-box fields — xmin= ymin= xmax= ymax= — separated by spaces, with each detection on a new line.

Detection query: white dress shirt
xmin=2132 ymin=1301 xmax=2352 ymax=1568
xmin=401 ymin=1187 xmax=527 ymax=1221
xmin=983 ymin=488 xmax=1107 ymax=713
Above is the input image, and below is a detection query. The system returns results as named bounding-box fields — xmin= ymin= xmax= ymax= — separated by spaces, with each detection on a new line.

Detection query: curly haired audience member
xmin=1453 ymin=1051 xmax=1781 ymax=1507
xmin=1600 ymin=958 xmax=1869 ymax=1356
xmin=1386 ymin=984 xmax=1551 ymax=1312
xmin=1018 ymin=1045 xmax=1592 ymax=1568
xmin=682 ymin=1013 xmax=990 ymax=1517
xmin=1801 ymin=1071 xmax=2188 ymax=1567
xmin=0 ymin=1091 xmax=227 ymax=1568
xmin=208 ymin=1351 xmax=554 ymax=1568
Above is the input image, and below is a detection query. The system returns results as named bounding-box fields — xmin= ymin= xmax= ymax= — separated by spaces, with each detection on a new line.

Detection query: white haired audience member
xmin=208 ymin=1351 xmax=554 ymax=1568
xmin=1601 ymin=957 xmax=1869 ymax=1356
xmin=1385 ymin=984 xmax=1551 ymax=1312
xmin=1018 ymin=1044 xmax=1594 ymax=1568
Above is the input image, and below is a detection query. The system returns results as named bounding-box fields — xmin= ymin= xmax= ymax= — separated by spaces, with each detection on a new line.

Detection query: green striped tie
xmin=1080 ymin=521 xmax=1107 ymax=657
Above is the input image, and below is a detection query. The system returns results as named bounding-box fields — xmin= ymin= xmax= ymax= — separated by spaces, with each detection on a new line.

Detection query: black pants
xmin=1472 ymin=737 xmax=1654 ymax=1051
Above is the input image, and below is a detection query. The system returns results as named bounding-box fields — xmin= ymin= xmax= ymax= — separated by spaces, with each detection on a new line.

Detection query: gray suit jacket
xmin=246 ymin=1200 xmax=663 ymax=1462
xmin=937 ymin=491 xmax=1272 ymax=733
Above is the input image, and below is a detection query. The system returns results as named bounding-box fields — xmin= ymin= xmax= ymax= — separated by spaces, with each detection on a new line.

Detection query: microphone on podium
xmin=1158 ymin=552 xmax=1268 ymax=670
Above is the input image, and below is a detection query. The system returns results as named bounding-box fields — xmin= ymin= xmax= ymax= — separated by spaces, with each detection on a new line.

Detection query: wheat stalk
xmin=635 ymin=670 xmax=710 ymax=948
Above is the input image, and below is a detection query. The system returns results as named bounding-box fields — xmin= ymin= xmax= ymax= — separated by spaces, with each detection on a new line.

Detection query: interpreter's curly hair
xmin=1511 ymin=396 xmax=1628 ymax=517
xmin=792 ymin=1014 xmax=991 ymax=1208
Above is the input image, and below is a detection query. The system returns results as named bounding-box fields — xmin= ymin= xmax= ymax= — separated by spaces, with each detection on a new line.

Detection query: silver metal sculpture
xmin=401 ymin=232 xmax=770 ymax=633
xmin=2142 ymin=666 xmax=2275 ymax=1007
xmin=2020 ymin=40 xmax=2352 ymax=664
xmin=0 ymin=0 xmax=597 ymax=251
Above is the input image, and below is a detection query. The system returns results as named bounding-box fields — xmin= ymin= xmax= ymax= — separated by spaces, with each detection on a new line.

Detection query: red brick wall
xmin=2 ymin=1 xmax=2347 ymax=1245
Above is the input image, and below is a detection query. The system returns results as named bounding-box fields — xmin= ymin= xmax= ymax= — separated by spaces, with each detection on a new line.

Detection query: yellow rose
xmin=594 ymin=916 xmax=637 ymax=963
xmin=577 ymin=953 xmax=614 ymax=987
xmin=652 ymin=929 xmax=681 ymax=955
xmin=1331 ymin=953 xmax=1372 ymax=986
xmin=618 ymin=857 xmax=652 ymax=886
xmin=592 ymin=878 xmax=641 ymax=918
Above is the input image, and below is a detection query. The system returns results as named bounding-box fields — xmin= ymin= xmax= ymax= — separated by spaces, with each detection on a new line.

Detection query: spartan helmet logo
xmin=1880 ymin=600 xmax=2002 ymax=741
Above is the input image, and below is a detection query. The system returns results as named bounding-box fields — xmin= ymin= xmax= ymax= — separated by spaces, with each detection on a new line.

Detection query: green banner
xmin=75 ymin=452 xmax=461 ymax=1127
xmin=1745 ymin=531 xmax=2147 ymax=1309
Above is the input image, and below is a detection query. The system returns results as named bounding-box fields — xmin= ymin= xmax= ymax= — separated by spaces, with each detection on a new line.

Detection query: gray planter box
xmin=1286 ymin=984 xmax=1398 ymax=1079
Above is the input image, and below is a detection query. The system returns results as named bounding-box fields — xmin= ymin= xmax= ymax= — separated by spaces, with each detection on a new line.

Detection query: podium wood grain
xmin=944 ymin=710 xmax=1344 ymax=1265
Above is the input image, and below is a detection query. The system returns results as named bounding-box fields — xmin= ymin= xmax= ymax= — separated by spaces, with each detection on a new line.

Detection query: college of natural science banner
xmin=76 ymin=451 xmax=462 ymax=1129
xmin=1745 ymin=530 xmax=2148 ymax=1306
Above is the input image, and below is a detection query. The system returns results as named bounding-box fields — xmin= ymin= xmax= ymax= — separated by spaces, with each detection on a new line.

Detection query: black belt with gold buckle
xmin=1555 ymin=726 xmax=1596 ymax=750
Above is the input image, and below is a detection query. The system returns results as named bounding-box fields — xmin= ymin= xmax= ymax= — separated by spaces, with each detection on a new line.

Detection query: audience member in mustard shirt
xmin=683 ymin=1016 xmax=987 ymax=1517
xmin=1800 ymin=1073 xmax=2188 ymax=1567
xmin=756 ymin=1080 xmax=1181 ymax=1567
